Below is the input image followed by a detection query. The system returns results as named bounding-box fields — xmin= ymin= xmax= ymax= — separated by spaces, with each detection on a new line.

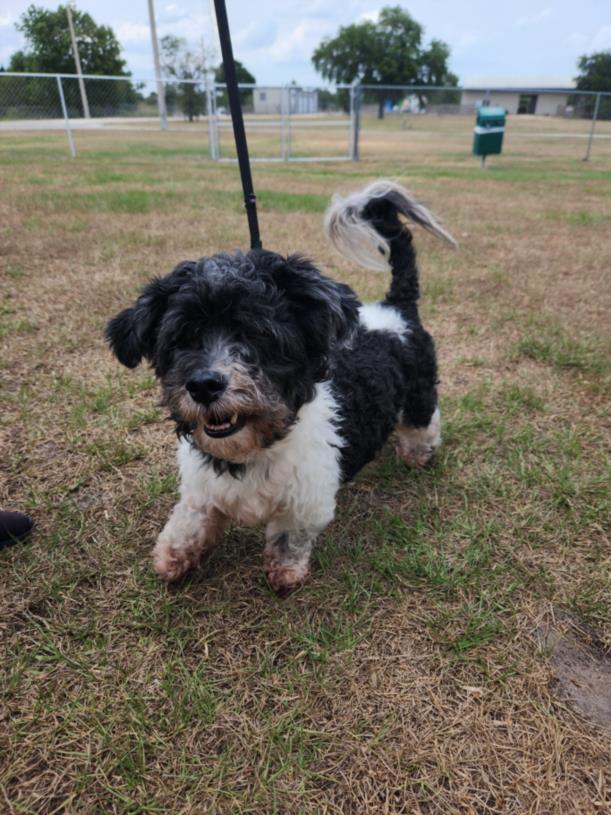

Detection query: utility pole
xmin=66 ymin=2 xmax=90 ymax=118
xmin=147 ymin=0 xmax=168 ymax=130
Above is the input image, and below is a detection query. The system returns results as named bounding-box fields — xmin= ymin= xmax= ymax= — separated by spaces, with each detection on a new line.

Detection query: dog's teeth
xmin=230 ymin=413 xmax=238 ymax=424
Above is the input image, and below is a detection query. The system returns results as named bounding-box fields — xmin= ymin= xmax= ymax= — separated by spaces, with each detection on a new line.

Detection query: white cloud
xmin=160 ymin=4 xmax=191 ymax=25
xmin=515 ymin=8 xmax=553 ymax=27
xmin=590 ymin=25 xmax=611 ymax=51
xmin=454 ymin=32 xmax=480 ymax=52
xmin=0 ymin=45 xmax=15 ymax=63
xmin=235 ymin=21 xmax=277 ymax=51
xmin=271 ymin=19 xmax=330 ymax=61
xmin=564 ymin=32 xmax=589 ymax=49
xmin=358 ymin=10 xmax=380 ymax=24
xmin=116 ymin=22 xmax=150 ymax=44
xmin=0 ymin=13 xmax=13 ymax=27
xmin=157 ymin=12 xmax=208 ymax=40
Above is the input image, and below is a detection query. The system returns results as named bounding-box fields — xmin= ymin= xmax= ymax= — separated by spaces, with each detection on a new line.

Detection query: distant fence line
xmin=1 ymin=71 xmax=609 ymax=162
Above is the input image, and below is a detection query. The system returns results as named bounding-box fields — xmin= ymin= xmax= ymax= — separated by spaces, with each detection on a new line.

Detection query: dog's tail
xmin=324 ymin=180 xmax=456 ymax=314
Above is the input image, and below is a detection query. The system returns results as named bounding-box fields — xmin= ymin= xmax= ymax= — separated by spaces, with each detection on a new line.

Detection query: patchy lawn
xmin=1 ymin=125 xmax=609 ymax=814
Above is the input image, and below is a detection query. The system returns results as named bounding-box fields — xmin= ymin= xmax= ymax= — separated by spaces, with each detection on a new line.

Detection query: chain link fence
xmin=353 ymin=85 xmax=611 ymax=163
xmin=1 ymin=72 xmax=609 ymax=163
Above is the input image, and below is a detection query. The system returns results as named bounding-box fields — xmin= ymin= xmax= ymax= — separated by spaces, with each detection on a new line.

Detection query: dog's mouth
xmin=203 ymin=412 xmax=247 ymax=438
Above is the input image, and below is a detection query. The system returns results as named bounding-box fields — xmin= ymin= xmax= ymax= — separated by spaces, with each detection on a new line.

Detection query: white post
xmin=583 ymin=93 xmax=601 ymax=162
xmin=66 ymin=3 xmax=90 ymax=119
xmin=56 ymin=75 xmax=76 ymax=158
xmin=147 ymin=0 xmax=168 ymax=131
xmin=206 ymin=71 xmax=218 ymax=159
xmin=280 ymin=85 xmax=288 ymax=160
xmin=287 ymin=86 xmax=292 ymax=160
xmin=350 ymin=81 xmax=360 ymax=161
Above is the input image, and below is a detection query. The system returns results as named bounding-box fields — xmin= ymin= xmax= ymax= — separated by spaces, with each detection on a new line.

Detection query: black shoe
xmin=0 ymin=511 xmax=33 ymax=550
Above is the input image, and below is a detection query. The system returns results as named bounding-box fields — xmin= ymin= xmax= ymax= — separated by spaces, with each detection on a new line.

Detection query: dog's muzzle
xmin=186 ymin=370 xmax=227 ymax=405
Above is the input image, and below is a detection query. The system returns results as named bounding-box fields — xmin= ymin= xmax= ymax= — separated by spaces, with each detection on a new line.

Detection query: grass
xmin=0 ymin=120 xmax=610 ymax=815
xmin=515 ymin=316 xmax=610 ymax=392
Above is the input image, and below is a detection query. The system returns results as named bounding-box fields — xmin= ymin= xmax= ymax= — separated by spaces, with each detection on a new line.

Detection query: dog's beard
xmin=162 ymin=363 xmax=295 ymax=463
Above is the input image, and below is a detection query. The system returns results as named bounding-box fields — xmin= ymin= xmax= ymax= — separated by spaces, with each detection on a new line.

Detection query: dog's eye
xmin=237 ymin=345 xmax=257 ymax=365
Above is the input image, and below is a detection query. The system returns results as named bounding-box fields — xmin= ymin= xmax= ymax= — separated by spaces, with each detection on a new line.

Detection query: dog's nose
xmin=186 ymin=371 xmax=227 ymax=405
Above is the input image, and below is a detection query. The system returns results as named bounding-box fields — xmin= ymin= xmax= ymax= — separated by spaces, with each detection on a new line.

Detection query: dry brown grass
xmin=0 ymin=121 xmax=609 ymax=814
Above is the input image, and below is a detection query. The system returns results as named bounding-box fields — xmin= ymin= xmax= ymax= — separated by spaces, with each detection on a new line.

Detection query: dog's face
xmin=106 ymin=250 xmax=359 ymax=463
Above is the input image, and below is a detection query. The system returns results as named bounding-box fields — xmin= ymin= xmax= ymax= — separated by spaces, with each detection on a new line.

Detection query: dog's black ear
xmin=105 ymin=261 xmax=194 ymax=368
xmin=271 ymin=254 xmax=360 ymax=355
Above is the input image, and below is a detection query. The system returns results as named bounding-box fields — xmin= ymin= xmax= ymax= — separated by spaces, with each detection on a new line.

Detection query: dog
xmin=105 ymin=181 xmax=456 ymax=593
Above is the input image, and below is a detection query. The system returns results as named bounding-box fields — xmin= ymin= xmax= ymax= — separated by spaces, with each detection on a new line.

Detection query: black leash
xmin=213 ymin=0 xmax=262 ymax=250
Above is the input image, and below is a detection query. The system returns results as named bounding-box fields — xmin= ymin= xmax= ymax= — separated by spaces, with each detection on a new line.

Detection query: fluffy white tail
xmin=324 ymin=180 xmax=457 ymax=272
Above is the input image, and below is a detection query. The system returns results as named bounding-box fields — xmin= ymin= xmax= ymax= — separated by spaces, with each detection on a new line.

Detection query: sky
xmin=1 ymin=0 xmax=610 ymax=87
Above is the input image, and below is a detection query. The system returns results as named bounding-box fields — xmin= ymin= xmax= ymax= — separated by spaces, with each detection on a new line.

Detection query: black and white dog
xmin=106 ymin=181 xmax=456 ymax=593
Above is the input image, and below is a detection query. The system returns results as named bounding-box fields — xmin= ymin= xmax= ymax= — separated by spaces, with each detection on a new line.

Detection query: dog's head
xmin=106 ymin=250 xmax=359 ymax=463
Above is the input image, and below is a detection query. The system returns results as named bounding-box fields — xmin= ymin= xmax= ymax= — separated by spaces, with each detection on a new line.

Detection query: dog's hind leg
xmin=263 ymin=525 xmax=321 ymax=595
xmin=153 ymin=502 xmax=227 ymax=582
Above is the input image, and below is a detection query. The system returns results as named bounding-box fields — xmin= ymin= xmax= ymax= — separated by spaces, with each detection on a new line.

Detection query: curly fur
xmin=106 ymin=180 xmax=455 ymax=593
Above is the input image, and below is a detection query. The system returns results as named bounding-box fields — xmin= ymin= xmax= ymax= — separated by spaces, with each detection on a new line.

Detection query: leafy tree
xmin=4 ymin=4 xmax=135 ymax=117
xmin=161 ymin=35 xmax=206 ymax=122
xmin=318 ymin=89 xmax=339 ymax=111
xmin=214 ymin=59 xmax=257 ymax=107
xmin=214 ymin=60 xmax=256 ymax=109
xmin=214 ymin=60 xmax=255 ymax=86
xmin=575 ymin=50 xmax=611 ymax=119
xmin=312 ymin=6 xmax=458 ymax=117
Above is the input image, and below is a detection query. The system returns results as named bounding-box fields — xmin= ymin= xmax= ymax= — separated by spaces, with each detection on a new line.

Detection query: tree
xmin=312 ymin=6 xmax=458 ymax=117
xmin=4 ymin=4 xmax=135 ymax=117
xmin=214 ymin=60 xmax=255 ymax=109
xmin=161 ymin=35 xmax=206 ymax=122
xmin=575 ymin=50 xmax=611 ymax=119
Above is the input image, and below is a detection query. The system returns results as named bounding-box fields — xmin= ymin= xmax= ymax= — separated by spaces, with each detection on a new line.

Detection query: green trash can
xmin=473 ymin=106 xmax=505 ymax=161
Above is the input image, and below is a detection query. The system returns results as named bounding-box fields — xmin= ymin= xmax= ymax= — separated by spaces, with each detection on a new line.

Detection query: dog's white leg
xmin=396 ymin=406 xmax=441 ymax=467
xmin=153 ymin=500 xmax=227 ymax=582
xmin=263 ymin=525 xmax=322 ymax=594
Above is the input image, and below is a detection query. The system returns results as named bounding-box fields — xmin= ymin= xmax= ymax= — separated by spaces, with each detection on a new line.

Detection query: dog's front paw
xmin=153 ymin=536 xmax=200 ymax=582
xmin=264 ymin=553 xmax=310 ymax=596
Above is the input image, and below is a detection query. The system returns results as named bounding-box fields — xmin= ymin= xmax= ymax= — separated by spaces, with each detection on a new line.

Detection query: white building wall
xmin=461 ymin=91 xmax=520 ymax=114
xmin=461 ymin=90 xmax=570 ymax=116
xmin=535 ymin=94 xmax=568 ymax=115
xmin=254 ymin=88 xmax=284 ymax=115
xmin=253 ymin=88 xmax=319 ymax=115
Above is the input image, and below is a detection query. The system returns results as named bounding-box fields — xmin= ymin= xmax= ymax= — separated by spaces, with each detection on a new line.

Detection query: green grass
xmin=516 ymin=317 xmax=610 ymax=384
xmin=1 ymin=125 xmax=610 ymax=815
xmin=259 ymin=189 xmax=330 ymax=213
xmin=545 ymin=209 xmax=611 ymax=226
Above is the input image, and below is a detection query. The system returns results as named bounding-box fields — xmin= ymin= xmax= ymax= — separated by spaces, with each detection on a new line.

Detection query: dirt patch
xmin=538 ymin=610 xmax=611 ymax=731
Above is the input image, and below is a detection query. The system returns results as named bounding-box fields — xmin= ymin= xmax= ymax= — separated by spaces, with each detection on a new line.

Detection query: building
xmin=460 ymin=87 xmax=574 ymax=116
xmin=253 ymin=87 xmax=318 ymax=115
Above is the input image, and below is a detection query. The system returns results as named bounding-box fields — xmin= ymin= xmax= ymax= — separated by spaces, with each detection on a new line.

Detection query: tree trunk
xmin=377 ymin=96 xmax=385 ymax=119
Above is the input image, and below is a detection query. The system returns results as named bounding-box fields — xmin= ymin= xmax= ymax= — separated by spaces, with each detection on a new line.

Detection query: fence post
xmin=583 ymin=93 xmax=601 ymax=162
xmin=287 ymin=86 xmax=292 ymax=161
xmin=280 ymin=85 xmax=288 ymax=160
xmin=350 ymin=82 xmax=361 ymax=161
xmin=206 ymin=72 xmax=218 ymax=159
xmin=213 ymin=83 xmax=221 ymax=158
xmin=56 ymin=75 xmax=76 ymax=158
